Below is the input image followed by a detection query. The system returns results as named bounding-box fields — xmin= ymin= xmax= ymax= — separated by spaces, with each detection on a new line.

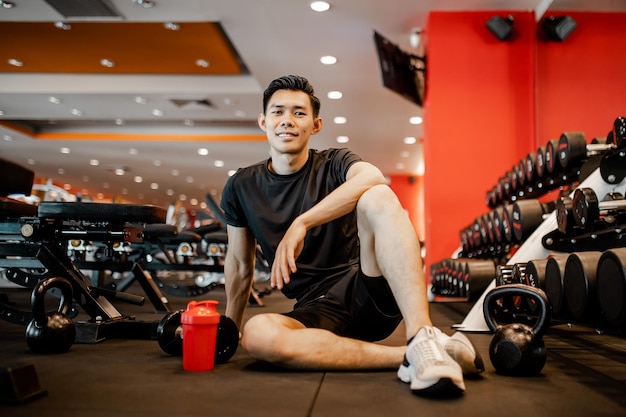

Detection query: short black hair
xmin=262 ymin=75 xmax=321 ymax=118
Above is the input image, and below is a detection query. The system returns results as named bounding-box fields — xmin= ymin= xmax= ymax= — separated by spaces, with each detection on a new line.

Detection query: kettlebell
xmin=26 ymin=277 xmax=76 ymax=354
xmin=482 ymin=284 xmax=551 ymax=376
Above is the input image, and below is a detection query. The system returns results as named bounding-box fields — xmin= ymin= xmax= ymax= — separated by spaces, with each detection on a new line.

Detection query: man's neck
xmin=268 ymin=149 xmax=309 ymax=175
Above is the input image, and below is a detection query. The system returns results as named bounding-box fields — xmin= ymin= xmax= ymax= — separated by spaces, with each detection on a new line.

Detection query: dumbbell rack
xmin=454 ymin=167 xmax=626 ymax=332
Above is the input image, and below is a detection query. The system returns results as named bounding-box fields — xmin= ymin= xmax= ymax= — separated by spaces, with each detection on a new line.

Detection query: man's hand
xmin=271 ymin=219 xmax=306 ymax=289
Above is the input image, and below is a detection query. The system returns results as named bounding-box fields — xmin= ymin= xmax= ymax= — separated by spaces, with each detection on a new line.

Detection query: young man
xmin=220 ymin=75 xmax=483 ymax=396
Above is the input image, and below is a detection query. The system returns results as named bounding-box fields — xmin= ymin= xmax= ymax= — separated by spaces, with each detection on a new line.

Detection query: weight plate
xmin=157 ymin=310 xmax=183 ymax=356
xmin=215 ymin=315 xmax=239 ymax=364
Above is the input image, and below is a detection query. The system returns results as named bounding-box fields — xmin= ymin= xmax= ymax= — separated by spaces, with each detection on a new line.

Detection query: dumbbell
xmin=543 ymin=254 xmax=569 ymax=318
xmin=555 ymin=196 xmax=577 ymax=234
xmin=544 ymin=138 xmax=561 ymax=175
xmin=596 ymin=247 xmax=626 ymax=327
xmin=572 ymin=187 xmax=626 ymax=231
xmin=157 ymin=310 xmax=239 ymax=364
xmin=557 ymin=131 xmax=615 ymax=171
xmin=563 ymin=251 xmax=602 ymax=322
xmin=510 ymin=199 xmax=555 ymax=242
xmin=534 ymin=145 xmax=548 ymax=180
xmin=524 ymin=151 xmax=539 ymax=184
xmin=608 ymin=116 xmax=626 ymax=148
xmin=461 ymin=259 xmax=496 ymax=301
xmin=499 ymin=204 xmax=517 ymax=243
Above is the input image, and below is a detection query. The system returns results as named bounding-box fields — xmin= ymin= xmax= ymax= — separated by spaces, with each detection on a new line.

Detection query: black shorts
xmin=282 ymin=268 xmax=402 ymax=342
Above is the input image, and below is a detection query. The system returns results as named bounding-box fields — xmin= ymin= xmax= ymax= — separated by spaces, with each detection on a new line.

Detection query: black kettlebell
xmin=483 ymin=284 xmax=551 ymax=376
xmin=26 ymin=277 xmax=76 ymax=354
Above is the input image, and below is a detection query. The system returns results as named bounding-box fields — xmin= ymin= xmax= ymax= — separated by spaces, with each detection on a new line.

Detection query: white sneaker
xmin=436 ymin=328 xmax=485 ymax=375
xmin=397 ymin=326 xmax=465 ymax=396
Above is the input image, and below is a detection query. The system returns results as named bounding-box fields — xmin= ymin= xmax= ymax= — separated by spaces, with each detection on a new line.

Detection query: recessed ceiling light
xmin=3 ymin=135 xmax=12 ymax=141
xmin=333 ymin=116 xmax=347 ymax=124
xmin=100 ymin=59 xmax=115 ymax=68
xmin=190 ymin=198 xmax=198 ymax=206
xmin=164 ymin=22 xmax=180 ymax=31
xmin=129 ymin=148 xmax=138 ymax=155
xmin=401 ymin=151 xmax=410 ymax=158
xmin=48 ymin=96 xmax=61 ymax=104
xmin=395 ymin=162 xmax=406 ymax=170
xmin=152 ymin=109 xmax=163 ymax=117
xmin=403 ymin=136 xmax=417 ymax=145
xmin=115 ymin=168 xmax=125 ymax=176
xmin=27 ymin=159 xmax=35 ymax=165
xmin=153 ymin=160 xmax=162 ymax=167
xmin=150 ymin=183 xmax=159 ymax=190
xmin=409 ymin=116 xmax=423 ymax=125
xmin=327 ymin=91 xmax=342 ymax=99
xmin=310 ymin=1 xmax=330 ymax=12
xmin=134 ymin=176 xmax=143 ymax=183
xmin=185 ymin=176 xmax=194 ymax=183
xmin=8 ymin=58 xmax=23 ymax=67
xmin=54 ymin=21 xmax=71 ymax=30
xmin=115 ymin=118 xmax=124 ymax=125
xmin=320 ymin=55 xmax=337 ymax=65
xmin=0 ymin=110 xmax=4 ymax=115
xmin=70 ymin=109 xmax=83 ymax=116
xmin=1 ymin=1 xmax=15 ymax=9
xmin=166 ymin=189 xmax=175 ymax=196
xmin=89 ymin=159 xmax=99 ymax=166
xmin=57 ymin=168 xmax=65 ymax=175
xmin=171 ymin=169 xmax=180 ymax=176
xmin=198 ymin=148 xmax=209 ymax=156
xmin=60 ymin=147 xmax=71 ymax=154
xmin=184 ymin=119 xmax=194 ymax=126
xmin=214 ymin=160 xmax=225 ymax=168
xmin=196 ymin=59 xmax=210 ymax=68
xmin=134 ymin=0 xmax=154 ymax=8
xmin=179 ymin=194 xmax=187 ymax=201
xmin=336 ymin=136 xmax=349 ymax=143
xmin=134 ymin=96 xmax=147 ymax=104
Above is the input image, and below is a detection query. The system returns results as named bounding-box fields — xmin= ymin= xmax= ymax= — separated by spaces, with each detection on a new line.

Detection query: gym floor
xmin=1 ymin=282 xmax=625 ymax=417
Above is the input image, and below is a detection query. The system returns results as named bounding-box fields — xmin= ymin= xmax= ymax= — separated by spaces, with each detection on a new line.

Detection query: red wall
xmin=420 ymin=10 xmax=626 ymax=279
xmin=536 ymin=12 xmax=626 ymax=144
xmin=424 ymin=11 xmax=537 ymax=270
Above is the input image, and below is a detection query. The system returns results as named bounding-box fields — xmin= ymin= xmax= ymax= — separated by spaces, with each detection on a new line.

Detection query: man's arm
xmin=224 ymin=224 xmax=257 ymax=330
xmin=271 ymin=160 xmax=387 ymax=288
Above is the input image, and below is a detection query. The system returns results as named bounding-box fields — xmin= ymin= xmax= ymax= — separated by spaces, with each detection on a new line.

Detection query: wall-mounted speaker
xmin=541 ymin=16 xmax=577 ymax=41
xmin=486 ymin=15 xmax=514 ymax=41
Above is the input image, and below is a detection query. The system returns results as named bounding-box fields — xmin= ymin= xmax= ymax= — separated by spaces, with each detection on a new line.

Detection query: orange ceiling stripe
xmin=0 ymin=22 xmax=241 ymax=74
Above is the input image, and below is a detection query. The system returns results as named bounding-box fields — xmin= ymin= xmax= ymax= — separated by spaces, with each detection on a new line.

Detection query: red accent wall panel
xmin=536 ymin=12 xmax=626 ymax=145
xmin=424 ymin=11 xmax=537 ymax=272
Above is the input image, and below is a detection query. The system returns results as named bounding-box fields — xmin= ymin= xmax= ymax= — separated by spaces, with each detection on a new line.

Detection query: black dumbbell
xmin=157 ymin=310 xmax=239 ymax=364
xmin=462 ymin=259 xmax=496 ymax=301
xmin=572 ymin=187 xmax=626 ymax=231
xmin=596 ymin=247 xmax=626 ymax=327
xmin=544 ymin=138 xmax=561 ymax=175
xmin=511 ymin=199 xmax=555 ymax=242
xmin=543 ymin=254 xmax=569 ymax=318
xmin=563 ymin=251 xmax=602 ymax=322
xmin=535 ymin=145 xmax=548 ymax=180
xmin=556 ymin=196 xmax=576 ymax=234
xmin=610 ymin=116 xmax=626 ymax=148
xmin=524 ymin=151 xmax=538 ymax=184
xmin=557 ymin=131 xmax=615 ymax=170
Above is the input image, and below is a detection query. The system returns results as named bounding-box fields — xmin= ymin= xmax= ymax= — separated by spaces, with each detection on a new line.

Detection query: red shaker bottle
xmin=181 ymin=300 xmax=220 ymax=371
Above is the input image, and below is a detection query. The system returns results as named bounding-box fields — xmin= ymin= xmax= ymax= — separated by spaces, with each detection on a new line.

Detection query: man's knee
xmin=241 ymin=314 xmax=297 ymax=363
xmin=357 ymin=184 xmax=403 ymax=218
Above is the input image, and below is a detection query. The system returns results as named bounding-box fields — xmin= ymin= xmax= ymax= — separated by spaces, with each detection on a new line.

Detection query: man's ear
xmin=258 ymin=113 xmax=267 ymax=131
xmin=312 ymin=117 xmax=323 ymax=135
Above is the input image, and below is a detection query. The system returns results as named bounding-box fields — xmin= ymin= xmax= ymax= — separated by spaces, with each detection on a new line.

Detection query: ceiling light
xmin=129 ymin=148 xmax=138 ymax=155
xmin=135 ymin=0 xmax=154 ymax=8
xmin=198 ymin=148 xmax=209 ymax=156
xmin=310 ymin=1 xmax=330 ymax=12
xmin=60 ymin=147 xmax=71 ymax=154
xmin=403 ymin=136 xmax=417 ymax=145
xmin=89 ymin=159 xmax=99 ymax=166
xmin=153 ymin=160 xmax=162 ymax=167
xmin=27 ymin=159 xmax=35 ymax=165
xmin=320 ymin=55 xmax=337 ymax=65
xmin=179 ymin=194 xmax=187 ymax=201
xmin=3 ymin=135 xmax=12 ymax=141
xmin=333 ymin=116 xmax=347 ymax=124
xmin=48 ymin=96 xmax=61 ymax=104
xmin=409 ymin=116 xmax=423 ymax=125
xmin=100 ymin=58 xmax=115 ymax=68
xmin=336 ymin=136 xmax=349 ymax=143
xmin=171 ymin=169 xmax=180 ymax=176
xmin=185 ymin=176 xmax=194 ymax=183
xmin=134 ymin=96 xmax=147 ymax=104
xmin=196 ymin=59 xmax=210 ymax=67
xmin=115 ymin=168 xmax=125 ymax=176
xmin=8 ymin=58 xmax=23 ymax=67
xmin=63 ymin=184 xmax=72 ymax=191
xmin=71 ymin=109 xmax=83 ymax=116
xmin=164 ymin=22 xmax=180 ymax=31
xmin=190 ymin=198 xmax=198 ymax=206
xmin=409 ymin=28 xmax=422 ymax=49
xmin=57 ymin=168 xmax=65 ymax=175
xmin=150 ymin=183 xmax=159 ymax=190
xmin=395 ymin=162 xmax=406 ymax=170
xmin=184 ymin=119 xmax=194 ymax=126
xmin=327 ymin=91 xmax=342 ymax=99
xmin=166 ymin=189 xmax=175 ymax=196
xmin=96 ymin=193 xmax=104 ymax=200
xmin=1 ymin=1 xmax=14 ymax=9
xmin=401 ymin=151 xmax=410 ymax=158
xmin=115 ymin=118 xmax=124 ymax=125
xmin=214 ymin=160 xmax=225 ymax=168
xmin=0 ymin=110 xmax=4 ymax=115
xmin=152 ymin=109 xmax=163 ymax=116
xmin=235 ymin=110 xmax=246 ymax=118
xmin=134 ymin=176 xmax=143 ymax=183
xmin=54 ymin=21 xmax=71 ymax=30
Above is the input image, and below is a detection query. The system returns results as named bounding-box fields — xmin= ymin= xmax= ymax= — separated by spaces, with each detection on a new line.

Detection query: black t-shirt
xmin=220 ymin=148 xmax=361 ymax=299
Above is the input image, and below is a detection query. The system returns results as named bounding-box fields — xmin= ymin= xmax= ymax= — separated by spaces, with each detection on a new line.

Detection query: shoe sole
xmin=446 ymin=332 xmax=485 ymax=375
xmin=397 ymin=364 xmax=465 ymax=393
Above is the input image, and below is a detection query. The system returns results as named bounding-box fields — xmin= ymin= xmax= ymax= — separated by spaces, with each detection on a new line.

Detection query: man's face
xmin=258 ymin=89 xmax=322 ymax=155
